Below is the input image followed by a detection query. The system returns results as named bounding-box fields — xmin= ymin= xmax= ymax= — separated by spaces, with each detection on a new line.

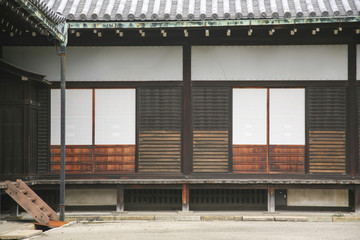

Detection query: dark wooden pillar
xmin=182 ymin=44 xmax=192 ymax=175
xmin=116 ymin=186 xmax=125 ymax=212
xmin=24 ymin=80 xmax=31 ymax=177
xmin=182 ymin=184 xmax=190 ymax=211
xmin=355 ymin=185 xmax=360 ymax=213
xmin=348 ymin=43 xmax=358 ymax=177
xmin=267 ymin=185 xmax=275 ymax=212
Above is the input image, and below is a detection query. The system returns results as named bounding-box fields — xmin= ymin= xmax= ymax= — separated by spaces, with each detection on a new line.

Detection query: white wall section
xmin=269 ymin=89 xmax=305 ymax=145
xmin=95 ymin=89 xmax=136 ymax=145
xmin=51 ymin=89 xmax=92 ymax=145
xmin=287 ymin=189 xmax=349 ymax=207
xmin=3 ymin=46 xmax=182 ymax=81
xmin=233 ymin=89 xmax=267 ymax=144
xmin=192 ymin=45 xmax=347 ymax=80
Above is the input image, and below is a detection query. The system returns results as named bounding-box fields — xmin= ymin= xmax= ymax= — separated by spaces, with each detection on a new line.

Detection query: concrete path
xmin=34 ymin=221 xmax=360 ymax=240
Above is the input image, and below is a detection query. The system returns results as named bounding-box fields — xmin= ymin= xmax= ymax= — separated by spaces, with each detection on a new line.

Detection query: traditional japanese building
xmin=1 ymin=0 xmax=360 ymax=213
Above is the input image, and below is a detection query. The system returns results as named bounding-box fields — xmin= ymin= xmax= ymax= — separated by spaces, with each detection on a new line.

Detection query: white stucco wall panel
xmin=65 ymin=189 xmax=117 ymax=206
xmin=192 ymin=45 xmax=347 ymax=81
xmin=287 ymin=189 xmax=348 ymax=207
xmin=3 ymin=46 xmax=182 ymax=81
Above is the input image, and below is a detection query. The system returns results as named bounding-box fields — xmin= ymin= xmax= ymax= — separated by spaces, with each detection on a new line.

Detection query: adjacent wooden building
xmin=1 ymin=0 xmax=360 ymax=212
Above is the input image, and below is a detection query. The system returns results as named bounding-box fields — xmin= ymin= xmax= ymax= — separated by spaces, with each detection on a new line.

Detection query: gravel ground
xmin=34 ymin=221 xmax=360 ymax=240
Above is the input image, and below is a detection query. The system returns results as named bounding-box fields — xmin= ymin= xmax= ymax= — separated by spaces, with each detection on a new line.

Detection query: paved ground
xmin=34 ymin=221 xmax=360 ymax=240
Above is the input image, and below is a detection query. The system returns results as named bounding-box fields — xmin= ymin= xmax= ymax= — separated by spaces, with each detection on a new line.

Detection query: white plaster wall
xmin=192 ymin=45 xmax=348 ymax=81
xmin=65 ymin=189 xmax=117 ymax=206
xmin=287 ymin=189 xmax=348 ymax=207
xmin=3 ymin=46 xmax=182 ymax=81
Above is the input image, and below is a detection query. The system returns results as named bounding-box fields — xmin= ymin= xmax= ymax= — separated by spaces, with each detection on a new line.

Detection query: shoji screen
xmin=137 ymin=87 xmax=182 ymax=173
xmin=94 ymin=89 xmax=136 ymax=172
xmin=232 ymin=89 xmax=267 ymax=173
xmin=192 ymin=87 xmax=231 ymax=173
xmin=307 ymin=88 xmax=347 ymax=173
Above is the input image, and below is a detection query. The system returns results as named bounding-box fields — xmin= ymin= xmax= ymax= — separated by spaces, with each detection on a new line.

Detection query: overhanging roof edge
xmin=13 ymin=0 xmax=68 ymax=44
xmin=68 ymin=17 xmax=360 ymax=29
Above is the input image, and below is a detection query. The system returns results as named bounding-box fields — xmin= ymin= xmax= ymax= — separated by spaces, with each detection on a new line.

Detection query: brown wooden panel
xmin=138 ymin=130 xmax=181 ymax=173
xmin=269 ymin=145 xmax=305 ymax=173
xmin=193 ymin=130 xmax=229 ymax=173
xmin=94 ymin=145 xmax=135 ymax=173
xmin=50 ymin=146 xmax=92 ymax=173
xmin=51 ymin=145 xmax=135 ymax=173
xmin=309 ymin=131 xmax=346 ymax=173
xmin=232 ymin=145 xmax=267 ymax=173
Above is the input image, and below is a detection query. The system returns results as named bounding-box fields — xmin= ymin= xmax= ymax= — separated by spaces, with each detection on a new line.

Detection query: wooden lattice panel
xmin=232 ymin=145 xmax=267 ymax=173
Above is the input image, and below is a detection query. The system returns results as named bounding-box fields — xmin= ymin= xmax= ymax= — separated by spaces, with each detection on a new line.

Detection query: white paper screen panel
xmin=192 ymin=45 xmax=347 ymax=80
xmin=357 ymin=45 xmax=360 ymax=80
xmin=51 ymin=89 xmax=93 ymax=145
xmin=233 ymin=89 xmax=267 ymax=144
xmin=3 ymin=46 xmax=182 ymax=81
xmin=95 ymin=89 xmax=136 ymax=145
xmin=269 ymin=89 xmax=305 ymax=145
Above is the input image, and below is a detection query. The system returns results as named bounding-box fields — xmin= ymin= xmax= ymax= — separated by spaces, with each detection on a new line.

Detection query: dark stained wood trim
xmin=266 ymin=88 xmax=270 ymax=173
xmin=24 ymin=80 xmax=31 ymax=177
xmin=135 ymin=88 xmax=139 ymax=173
xmin=92 ymin=89 xmax=96 ymax=174
xmin=50 ymin=81 xmax=183 ymax=89
xmin=305 ymin=88 xmax=310 ymax=173
xmin=229 ymin=88 xmax=233 ymax=172
xmin=182 ymin=44 xmax=192 ymax=175
xmin=348 ymin=43 xmax=358 ymax=177
xmin=193 ymin=81 xmax=348 ymax=88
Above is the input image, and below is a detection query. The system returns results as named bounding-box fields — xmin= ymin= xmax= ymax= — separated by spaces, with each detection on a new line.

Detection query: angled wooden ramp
xmin=4 ymin=179 xmax=66 ymax=227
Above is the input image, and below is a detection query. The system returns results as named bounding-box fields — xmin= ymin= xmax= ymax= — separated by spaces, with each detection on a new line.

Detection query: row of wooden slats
xmin=37 ymin=87 xmax=50 ymax=174
xmin=192 ymin=87 xmax=231 ymax=173
xmin=308 ymin=87 xmax=347 ymax=174
xmin=137 ymin=87 xmax=182 ymax=173
xmin=232 ymin=145 xmax=267 ymax=173
xmin=138 ymin=130 xmax=182 ymax=172
xmin=193 ymin=130 xmax=229 ymax=172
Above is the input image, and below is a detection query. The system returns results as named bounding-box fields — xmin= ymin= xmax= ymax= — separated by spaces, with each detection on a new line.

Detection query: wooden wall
xmin=51 ymin=145 xmax=135 ymax=173
xmin=307 ymin=88 xmax=347 ymax=173
xmin=192 ymin=87 xmax=231 ymax=173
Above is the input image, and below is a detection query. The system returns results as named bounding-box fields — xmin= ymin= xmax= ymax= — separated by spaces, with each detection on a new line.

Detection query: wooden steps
xmin=4 ymin=179 xmax=60 ymax=225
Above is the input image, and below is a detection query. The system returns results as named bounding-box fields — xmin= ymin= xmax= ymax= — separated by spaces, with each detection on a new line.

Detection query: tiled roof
xmin=46 ymin=0 xmax=360 ymax=22
xmin=30 ymin=0 xmax=66 ymax=23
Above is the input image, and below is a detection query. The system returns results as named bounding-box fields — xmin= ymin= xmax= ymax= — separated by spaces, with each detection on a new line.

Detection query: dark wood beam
xmin=182 ymin=44 xmax=192 ymax=175
xmin=348 ymin=43 xmax=358 ymax=177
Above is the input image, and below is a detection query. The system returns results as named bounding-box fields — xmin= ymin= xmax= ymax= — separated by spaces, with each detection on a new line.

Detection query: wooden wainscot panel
xmin=51 ymin=146 xmax=92 ymax=173
xmin=309 ymin=131 xmax=346 ymax=174
xmin=95 ymin=145 xmax=135 ymax=173
xmin=232 ymin=145 xmax=267 ymax=173
xmin=269 ymin=145 xmax=305 ymax=173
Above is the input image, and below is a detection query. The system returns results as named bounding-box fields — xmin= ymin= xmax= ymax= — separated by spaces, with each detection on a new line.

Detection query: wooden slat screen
xmin=192 ymin=87 xmax=231 ymax=173
xmin=37 ymin=86 xmax=50 ymax=174
xmin=307 ymin=87 xmax=347 ymax=173
xmin=137 ymin=87 xmax=182 ymax=173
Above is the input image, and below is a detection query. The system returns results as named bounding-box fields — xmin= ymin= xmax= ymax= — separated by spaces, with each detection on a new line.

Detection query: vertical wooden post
xmin=116 ymin=186 xmax=125 ymax=213
xmin=182 ymin=44 xmax=192 ymax=175
xmin=182 ymin=184 xmax=190 ymax=212
xmin=355 ymin=185 xmax=360 ymax=213
xmin=348 ymin=43 xmax=358 ymax=177
xmin=267 ymin=185 xmax=275 ymax=213
xmin=10 ymin=204 xmax=19 ymax=217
